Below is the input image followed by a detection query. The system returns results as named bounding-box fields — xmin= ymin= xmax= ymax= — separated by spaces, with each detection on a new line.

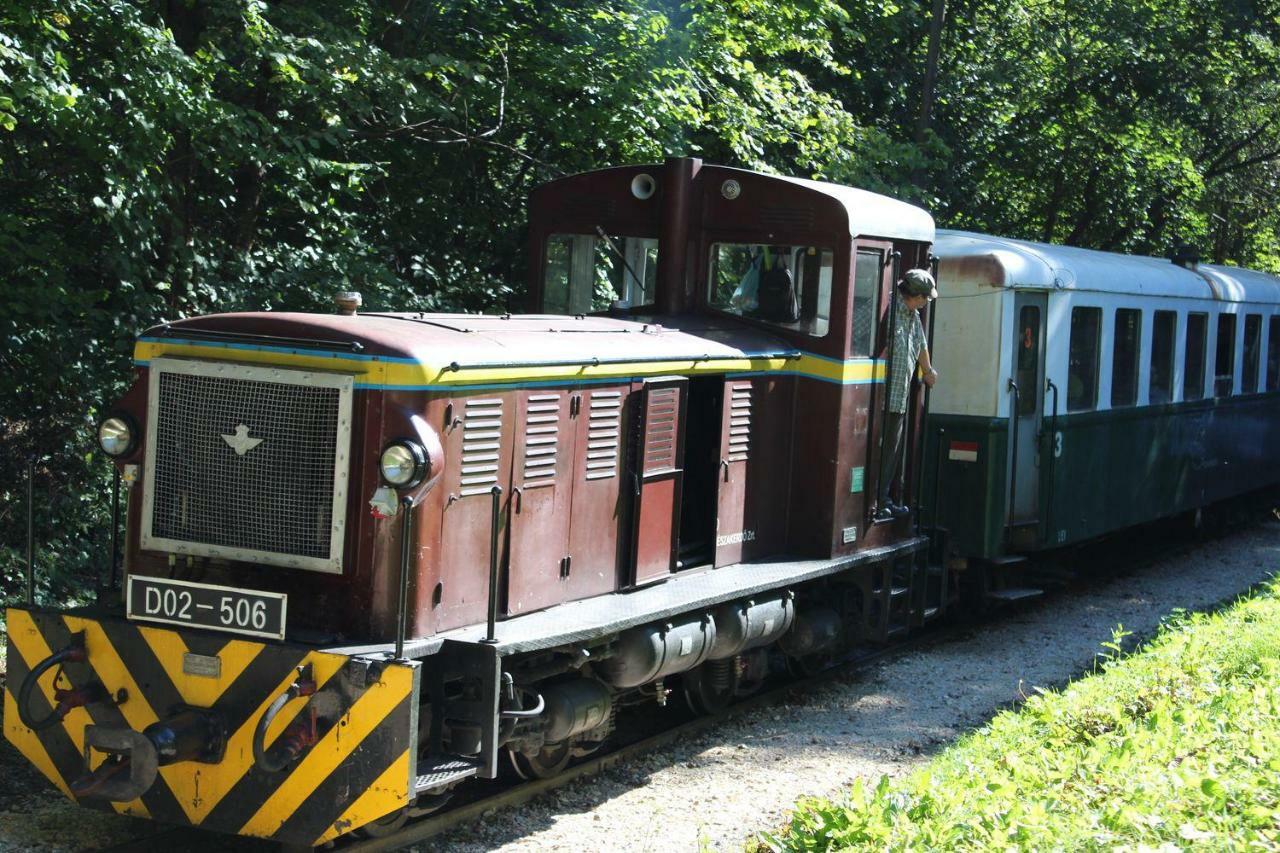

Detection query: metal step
xmin=921 ymin=606 xmax=940 ymax=621
xmin=414 ymin=757 xmax=480 ymax=794
xmin=986 ymin=587 xmax=1043 ymax=603
xmin=988 ymin=555 xmax=1029 ymax=566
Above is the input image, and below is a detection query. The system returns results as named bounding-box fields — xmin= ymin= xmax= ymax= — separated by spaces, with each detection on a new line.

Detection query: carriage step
xmin=414 ymin=757 xmax=480 ymax=793
xmin=989 ymin=555 xmax=1029 ymax=566
xmin=986 ymin=587 xmax=1043 ymax=603
xmin=922 ymin=606 xmax=940 ymax=621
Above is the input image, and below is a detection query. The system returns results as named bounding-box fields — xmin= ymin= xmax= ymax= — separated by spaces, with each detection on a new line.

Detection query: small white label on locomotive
xmin=716 ymin=529 xmax=756 ymax=547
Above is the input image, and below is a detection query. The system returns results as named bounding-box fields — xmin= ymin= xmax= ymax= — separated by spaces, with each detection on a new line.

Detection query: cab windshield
xmin=707 ymin=243 xmax=833 ymax=337
xmin=542 ymin=232 xmax=658 ymax=314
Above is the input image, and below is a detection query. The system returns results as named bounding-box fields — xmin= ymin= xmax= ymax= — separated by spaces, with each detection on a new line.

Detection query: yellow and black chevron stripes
xmin=4 ymin=607 xmax=420 ymax=845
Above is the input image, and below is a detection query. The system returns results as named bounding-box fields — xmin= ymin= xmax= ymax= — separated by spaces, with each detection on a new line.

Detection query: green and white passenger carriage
xmin=927 ymin=231 xmax=1280 ymax=578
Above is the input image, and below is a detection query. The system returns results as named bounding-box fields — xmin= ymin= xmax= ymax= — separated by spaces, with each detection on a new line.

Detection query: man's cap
xmin=901 ymin=268 xmax=938 ymax=300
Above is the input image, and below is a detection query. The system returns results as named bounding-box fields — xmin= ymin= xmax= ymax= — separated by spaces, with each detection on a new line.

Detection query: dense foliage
xmin=2 ymin=0 xmax=1278 ymax=598
xmin=761 ymin=579 xmax=1280 ymax=850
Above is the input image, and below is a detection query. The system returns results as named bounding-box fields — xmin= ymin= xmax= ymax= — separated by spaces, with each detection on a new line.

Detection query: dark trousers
xmin=877 ymin=412 xmax=905 ymax=505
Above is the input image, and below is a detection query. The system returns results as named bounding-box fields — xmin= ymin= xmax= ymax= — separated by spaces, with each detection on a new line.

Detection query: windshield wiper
xmin=594 ymin=225 xmax=647 ymax=303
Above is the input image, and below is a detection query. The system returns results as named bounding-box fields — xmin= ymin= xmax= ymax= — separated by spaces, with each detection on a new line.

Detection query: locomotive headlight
xmin=97 ymin=415 xmax=136 ymax=458
xmin=380 ymin=440 xmax=428 ymax=488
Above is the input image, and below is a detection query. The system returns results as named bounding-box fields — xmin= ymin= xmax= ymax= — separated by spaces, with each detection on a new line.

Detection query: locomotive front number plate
xmin=126 ymin=576 xmax=287 ymax=640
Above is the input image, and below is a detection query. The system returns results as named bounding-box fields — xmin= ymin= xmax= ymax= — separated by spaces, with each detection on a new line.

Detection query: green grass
xmin=761 ymin=578 xmax=1280 ymax=851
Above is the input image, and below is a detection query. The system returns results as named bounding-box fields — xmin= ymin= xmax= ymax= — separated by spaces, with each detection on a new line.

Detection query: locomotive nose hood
xmin=135 ymin=310 xmax=880 ymax=392
xmin=136 ymin=311 xmax=812 ymax=391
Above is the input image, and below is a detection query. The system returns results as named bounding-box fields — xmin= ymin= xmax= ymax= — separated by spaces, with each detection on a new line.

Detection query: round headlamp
xmin=97 ymin=415 xmax=136 ymax=458
xmin=380 ymin=440 xmax=428 ymax=488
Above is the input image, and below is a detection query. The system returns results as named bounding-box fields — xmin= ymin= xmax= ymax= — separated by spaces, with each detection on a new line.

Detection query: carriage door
xmin=630 ymin=377 xmax=687 ymax=585
xmin=1009 ymin=294 xmax=1047 ymax=527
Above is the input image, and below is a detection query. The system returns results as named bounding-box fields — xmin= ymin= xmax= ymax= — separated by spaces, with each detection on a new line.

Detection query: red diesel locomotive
xmin=5 ymin=158 xmax=947 ymax=845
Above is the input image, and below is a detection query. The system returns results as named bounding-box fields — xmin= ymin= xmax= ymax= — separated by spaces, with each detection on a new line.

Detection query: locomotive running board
xmin=327 ymin=537 xmax=930 ymax=663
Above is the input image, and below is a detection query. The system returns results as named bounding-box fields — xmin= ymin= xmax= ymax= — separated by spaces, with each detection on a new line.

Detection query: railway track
xmin=90 ymin=619 xmax=956 ymax=853
xmin=336 ymin=622 xmax=960 ymax=853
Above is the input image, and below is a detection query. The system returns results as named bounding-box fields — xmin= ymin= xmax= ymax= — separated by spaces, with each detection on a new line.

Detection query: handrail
xmin=1045 ymin=378 xmax=1060 ymax=544
xmin=442 ymin=350 xmax=802 ymax=373
xmin=394 ymin=495 xmax=414 ymax=660
xmin=1006 ymin=379 xmax=1020 ymax=541
xmin=931 ymin=427 xmax=946 ymax=536
xmin=154 ymin=325 xmax=365 ymax=353
xmin=912 ymin=290 xmax=939 ymax=533
xmin=875 ymin=251 xmax=903 ymax=512
xmin=481 ymin=485 xmax=503 ymax=645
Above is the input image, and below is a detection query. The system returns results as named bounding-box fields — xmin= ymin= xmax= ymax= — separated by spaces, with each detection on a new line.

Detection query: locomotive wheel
xmin=785 ymin=651 xmax=835 ymax=678
xmin=358 ymin=806 xmax=410 ymax=838
xmin=509 ymin=742 xmax=572 ymax=780
xmin=682 ymin=663 xmax=737 ymax=715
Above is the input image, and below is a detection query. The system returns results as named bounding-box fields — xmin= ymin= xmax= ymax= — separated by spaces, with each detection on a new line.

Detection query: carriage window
xmin=1067 ymin=307 xmax=1101 ymax=411
xmin=1243 ymin=314 xmax=1262 ymax=393
xmin=852 ymin=250 xmax=882 ymax=354
xmin=1111 ymin=308 xmax=1141 ymax=407
xmin=1268 ymin=317 xmax=1280 ymax=391
xmin=543 ymin=233 xmax=658 ymax=315
xmin=1016 ymin=306 xmax=1040 ymax=414
xmin=707 ymin=244 xmax=833 ymax=337
xmin=1149 ymin=310 xmax=1176 ymax=404
xmin=1214 ymin=314 xmax=1236 ymax=397
xmin=1184 ymin=313 xmax=1207 ymax=401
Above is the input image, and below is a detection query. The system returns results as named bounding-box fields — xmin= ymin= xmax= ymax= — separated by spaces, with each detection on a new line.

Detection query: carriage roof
xmin=934 ymin=230 xmax=1280 ymax=304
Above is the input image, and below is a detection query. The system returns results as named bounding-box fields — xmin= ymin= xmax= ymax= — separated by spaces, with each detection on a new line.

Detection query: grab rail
xmin=1006 ymin=379 xmax=1020 ymax=542
xmin=1044 ymin=378 xmax=1059 ymax=544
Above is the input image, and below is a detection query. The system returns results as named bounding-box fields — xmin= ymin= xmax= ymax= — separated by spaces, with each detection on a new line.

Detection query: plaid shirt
xmin=886 ymin=300 xmax=927 ymax=413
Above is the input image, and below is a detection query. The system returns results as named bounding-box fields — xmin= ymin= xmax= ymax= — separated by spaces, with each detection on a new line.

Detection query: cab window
xmin=852 ymin=250 xmax=882 ymax=355
xmin=707 ymin=244 xmax=833 ymax=338
xmin=543 ymin=233 xmax=658 ymax=314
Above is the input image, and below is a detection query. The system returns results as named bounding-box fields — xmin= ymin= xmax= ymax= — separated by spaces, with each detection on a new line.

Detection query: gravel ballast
xmin=419 ymin=520 xmax=1280 ymax=852
xmin=0 ymin=520 xmax=1275 ymax=852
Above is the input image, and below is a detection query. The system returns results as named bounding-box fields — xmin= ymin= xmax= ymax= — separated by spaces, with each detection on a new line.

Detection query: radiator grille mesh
xmin=150 ymin=370 xmax=341 ymax=561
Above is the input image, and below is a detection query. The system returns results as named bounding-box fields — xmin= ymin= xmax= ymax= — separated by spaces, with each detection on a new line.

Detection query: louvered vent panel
xmin=460 ymin=398 xmax=503 ymax=496
xmin=585 ymin=391 xmax=622 ymax=480
xmin=643 ymin=387 xmax=679 ymax=474
xmin=727 ymin=383 xmax=752 ymax=462
xmin=522 ymin=394 xmax=560 ymax=486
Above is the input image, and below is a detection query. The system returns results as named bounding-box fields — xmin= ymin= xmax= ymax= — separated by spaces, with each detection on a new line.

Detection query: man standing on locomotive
xmin=875 ymin=269 xmax=939 ymax=521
